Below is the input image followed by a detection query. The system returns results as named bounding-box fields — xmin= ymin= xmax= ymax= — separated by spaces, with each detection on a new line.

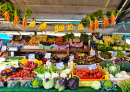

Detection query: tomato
xmin=93 ymin=75 xmax=97 ymax=78
xmin=90 ymin=70 xmax=94 ymax=74
xmin=80 ymin=74 xmax=84 ymax=78
xmin=95 ymin=69 xmax=99 ymax=73
xmin=76 ymin=69 xmax=79 ymax=71
xmin=73 ymin=72 xmax=76 ymax=75
xmin=82 ymin=72 xmax=86 ymax=76
xmin=99 ymin=69 xmax=102 ymax=72
xmin=90 ymin=75 xmax=93 ymax=78
xmin=96 ymin=73 xmax=101 ymax=78
xmin=76 ymin=73 xmax=79 ymax=76
xmin=85 ymin=70 xmax=90 ymax=74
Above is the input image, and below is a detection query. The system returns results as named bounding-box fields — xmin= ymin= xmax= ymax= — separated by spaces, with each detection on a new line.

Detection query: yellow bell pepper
xmin=34 ymin=59 xmax=39 ymax=64
xmin=38 ymin=60 xmax=43 ymax=65
xmin=21 ymin=59 xmax=28 ymax=65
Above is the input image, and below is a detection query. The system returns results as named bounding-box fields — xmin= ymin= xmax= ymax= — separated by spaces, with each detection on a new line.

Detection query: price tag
xmin=68 ymin=61 xmax=72 ymax=67
xmin=112 ymin=51 xmax=117 ymax=56
xmin=28 ymin=54 xmax=35 ymax=61
xmin=56 ymin=62 xmax=64 ymax=69
xmin=1 ymin=45 xmax=6 ymax=51
xmin=88 ymin=64 xmax=97 ymax=70
xmin=46 ymin=60 xmax=52 ymax=67
xmin=90 ymin=51 xmax=95 ymax=56
xmin=29 ymin=33 xmax=32 ymax=37
xmin=122 ymin=51 xmax=126 ymax=54
xmin=45 ymin=53 xmax=51 ymax=59
xmin=11 ymin=52 xmax=14 ymax=57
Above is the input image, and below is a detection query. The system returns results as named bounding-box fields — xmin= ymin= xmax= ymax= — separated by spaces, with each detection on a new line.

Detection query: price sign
xmin=90 ymin=51 xmax=95 ymax=56
xmin=1 ymin=45 xmax=6 ymax=51
xmin=45 ymin=53 xmax=51 ymax=59
xmin=56 ymin=62 xmax=64 ymax=69
xmin=112 ymin=51 xmax=117 ymax=56
xmin=122 ymin=51 xmax=126 ymax=54
xmin=46 ymin=60 xmax=52 ymax=67
xmin=88 ymin=64 xmax=97 ymax=70
xmin=28 ymin=54 xmax=35 ymax=61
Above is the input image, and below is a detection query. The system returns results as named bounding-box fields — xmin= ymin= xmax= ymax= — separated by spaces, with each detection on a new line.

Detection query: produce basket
xmin=92 ymin=36 xmax=102 ymax=49
xmin=21 ymin=78 xmax=33 ymax=87
xmin=7 ymin=78 xmax=21 ymax=88
xmin=39 ymin=41 xmax=54 ymax=49
xmin=72 ymin=63 xmax=108 ymax=87
xmin=7 ymin=40 xmax=25 ymax=49
xmin=54 ymin=42 xmax=69 ymax=50
xmin=23 ymin=42 xmax=39 ymax=49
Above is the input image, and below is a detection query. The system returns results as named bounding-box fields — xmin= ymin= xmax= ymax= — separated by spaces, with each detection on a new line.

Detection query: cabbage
xmin=54 ymin=77 xmax=67 ymax=91
xmin=43 ymin=78 xmax=54 ymax=89
xmin=30 ymin=77 xmax=42 ymax=89
xmin=115 ymin=73 xmax=123 ymax=78
xmin=91 ymin=81 xmax=101 ymax=90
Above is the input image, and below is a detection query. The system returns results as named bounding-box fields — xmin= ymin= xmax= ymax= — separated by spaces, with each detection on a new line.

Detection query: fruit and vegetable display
xmin=74 ymin=54 xmax=99 ymax=64
xmin=29 ymin=35 xmax=40 ymax=42
xmin=47 ymin=38 xmax=55 ymax=42
xmin=99 ymin=51 xmax=112 ymax=59
xmin=69 ymin=39 xmax=83 ymax=48
xmin=8 ymin=40 xmax=25 ymax=45
xmin=24 ymin=42 xmax=39 ymax=46
xmin=55 ymin=37 xmax=63 ymax=42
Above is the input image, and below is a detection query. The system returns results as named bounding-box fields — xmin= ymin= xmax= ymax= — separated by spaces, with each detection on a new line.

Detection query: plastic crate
xmin=7 ymin=78 xmax=21 ymax=88
xmin=39 ymin=44 xmax=54 ymax=49
xmin=54 ymin=42 xmax=69 ymax=50
xmin=21 ymin=78 xmax=33 ymax=87
xmin=72 ymin=63 xmax=108 ymax=87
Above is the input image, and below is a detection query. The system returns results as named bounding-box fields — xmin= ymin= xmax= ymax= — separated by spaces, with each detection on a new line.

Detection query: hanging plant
xmin=0 ymin=2 xmax=14 ymax=21
xmin=81 ymin=15 xmax=90 ymax=27
xmin=13 ymin=7 xmax=20 ymax=26
xmin=23 ymin=8 xmax=32 ymax=29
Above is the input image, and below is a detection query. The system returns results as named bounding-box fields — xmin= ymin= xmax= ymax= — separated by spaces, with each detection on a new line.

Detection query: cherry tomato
xmin=80 ymin=74 xmax=84 ymax=78
xmin=73 ymin=72 xmax=76 ymax=75
xmin=90 ymin=70 xmax=94 ymax=74
xmin=90 ymin=75 xmax=93 ymax=78
xmin=95 ymin=69 xmax=99 ymax=73
xmin=82 ymin=72 xmax=86 ymax=76
xmin=96 ymin=73 xmax=101 ymax=78
xmin=93 ymin=75 xmax=97 ymax=78
xmin=86 ymin=70 xmax=90 ymax=74
xmin=99 ymin=69 xmax=102 ymax=72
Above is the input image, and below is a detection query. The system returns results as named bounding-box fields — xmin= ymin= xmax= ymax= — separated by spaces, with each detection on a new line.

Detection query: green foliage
xmin=107 ymin=63 xmax=120 ymax=76
xmin=100 ymin=61 xmax=113 ymax=68
xmin=24 ymin=8 xmax=32 ymax=19
xmin=64 ymin=32 xmax=75 ymax=42
xmin=101 ymin=80 xmax=117 ymax=91
xmin=81 ymin=15 xmax=90 ymax=27
xmin=116 ymin=51 xmax=126 ymax=58
xmin=106 ymin=10 xmax=121 ymax=19
xmin=97 ymin=44 xmax=112 ymax=51
xmin=14 ymin=7 xmax=20 ymax=17
xmin=99 ymin=51 xmax=112 ymax=59
xmin=80 ymin=32 xmax=89 ymax=42
xmin=117 ymin=61 xmax=130 ymax=71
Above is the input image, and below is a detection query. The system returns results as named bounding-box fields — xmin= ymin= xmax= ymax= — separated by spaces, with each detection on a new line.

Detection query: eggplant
xmin=53 ymin=56 xmax=60 ymax=61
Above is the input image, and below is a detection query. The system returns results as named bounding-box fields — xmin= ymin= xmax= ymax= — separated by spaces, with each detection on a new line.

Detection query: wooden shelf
xmin=19 ymin=46 xmax=90 ymax=55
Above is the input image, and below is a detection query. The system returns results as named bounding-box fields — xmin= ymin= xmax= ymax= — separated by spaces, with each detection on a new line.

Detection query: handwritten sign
xmin=88 ymin=64 xmax=97 ymax=70
xmin=90 ymin=51 xmax=95 ymax=56
xmin=56 ymin=62 xmax=64 ymax=69
xmin=45 ymin=53 xmax=51 ymax=59
xmin=28 ymin=54 xmax=35 ymax=61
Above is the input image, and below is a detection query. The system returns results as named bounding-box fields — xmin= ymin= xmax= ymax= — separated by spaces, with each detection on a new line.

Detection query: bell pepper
xmin=38 ymin=60 xmax=43 ymax=65
xmin=21 ymin=59 xmax=28 ymax=65
xmin=42 ymin=58 xmax=47 ymax=64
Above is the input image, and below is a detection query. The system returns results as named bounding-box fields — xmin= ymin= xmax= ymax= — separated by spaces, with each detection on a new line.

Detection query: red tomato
xmin=73 ymin=72 xmax=76 ymax=75
xmin=93 ymin=75 xmax=97 ymax=78
xmin=90 ymin=70 xmax=94 ymax=74
xmin=90 ymin=75 xmax=93 ymax=78
xmin=76 ymin=73 xmax=79 ymax=76
xmin=95 ymin=69 xmax=99 ymax=73
xmin=82 ymin=72 xmax=86 ymax=76
xmin=99 ymin=69 xmax=102 ymax=72
xmin=80 ymin=74 xmax=84 ymax=78
xmin=96 ymin=73 xmax=101 ymax=78
xmin=86 ymin=70 xmax=90 ymax=74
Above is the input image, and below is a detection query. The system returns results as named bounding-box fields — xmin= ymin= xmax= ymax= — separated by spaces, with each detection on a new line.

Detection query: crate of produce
xmin=7 ymin=78 xmax=21 ymax=88
xmin=72 ymin=63 xmax=108 ymax=87
xmin=92 ymin=36 xmax=102 ymax=48
xmin=69 ymin=39 xmax=83 ymax=50
xmin=73 ymin=37 xmax=80 ymax=43
xmin=21 ymin=78 xmax=33 ymax=87
xmin=55 ymin=37 xmax=63 ymax=42
xmin=7 ymin=40 xmax=25 ymax=49
xmin=54 ymin=42 xmax=69 ymax=50
xmin=40 ymin=35 xmax=47 ymax=42
xmin=47 ymin=38 xmax=55 ymax=42
xmin=39 ymin=41 xmax=54 ymax=49
xmin=23 ymin=42 xmax=39 ymax=49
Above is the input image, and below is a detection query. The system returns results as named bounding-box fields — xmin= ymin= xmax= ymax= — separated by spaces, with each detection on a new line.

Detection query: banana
xmin=38 ymin=22 xmax=47 ymax=31
xmin=78 ymin=23 xmax=84 ymax=31
xmin=68 ymin=23 xmax=73 ymax=31
xmin=58 ymin=24 xmax=64 ymax=32
xmin=28 ymin=20 xmax=36 ymax=27
xmin=55 ymin=24 xmax=59 ymax=33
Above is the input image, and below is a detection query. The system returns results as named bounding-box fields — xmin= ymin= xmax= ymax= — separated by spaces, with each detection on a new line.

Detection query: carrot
xmin=23 ymin=18 xmax=25 ymax=29
xmin=110 ymin=13 xmax=115 ymax=26
xmin=102 ymin=17 xmax=109 ymax=28
xmin=90 ymin=21 xmax=93 ymax=32
xmin=0 ymin=11 xmax=1 ymax=16
xmin=95 ymin=19 xmax=99 ymax=30
xmin=25 ymin=19 xmax=27 ymax=28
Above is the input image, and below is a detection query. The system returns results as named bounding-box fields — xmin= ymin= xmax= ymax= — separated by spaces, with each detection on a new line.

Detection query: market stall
xmin=0 ymin=0 xmax=130 ymax=92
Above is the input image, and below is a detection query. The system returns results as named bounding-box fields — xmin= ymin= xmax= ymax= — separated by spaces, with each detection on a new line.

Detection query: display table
xmin=0 ymin=87 xmax=122 ymax=92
